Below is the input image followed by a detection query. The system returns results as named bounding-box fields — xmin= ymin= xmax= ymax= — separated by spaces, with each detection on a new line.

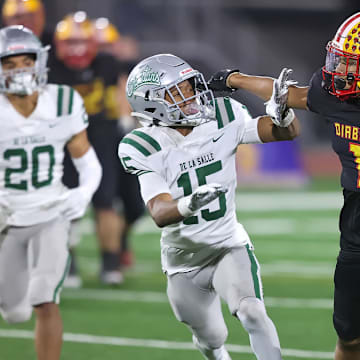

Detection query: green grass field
xmin=0 ymin=178 xmax=343 ymax=360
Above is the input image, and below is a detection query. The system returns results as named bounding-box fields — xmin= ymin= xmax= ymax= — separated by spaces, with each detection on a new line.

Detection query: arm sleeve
xmin=241 ymin=116 xmax=261 ymax=144
xmin=138 ymin=172 xmax=171 ymax=204
xmin=231 ymin=99 xmax=262 ymax=144
xmin=307 ymin=69 xmax=328 ymax=115
xmin=72 ymin=147 xmax=102 ymax=201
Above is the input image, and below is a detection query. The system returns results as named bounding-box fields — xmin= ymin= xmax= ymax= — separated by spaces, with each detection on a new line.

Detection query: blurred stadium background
xmin=1 ymin=0 xmax=359 ymax=359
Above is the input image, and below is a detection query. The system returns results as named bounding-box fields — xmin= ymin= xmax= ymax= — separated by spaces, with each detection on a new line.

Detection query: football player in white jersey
xmin=0 ymin=26 xmax=102 ymax=360
xmin=118 ymin=54 xmax=299 ymax=360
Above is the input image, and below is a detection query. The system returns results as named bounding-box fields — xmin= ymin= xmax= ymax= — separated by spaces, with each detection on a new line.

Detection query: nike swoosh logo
xmin=49 ymin=123 xmax=59 ymax=128
xmin=213 ymin=133 xmax=224 ymax=142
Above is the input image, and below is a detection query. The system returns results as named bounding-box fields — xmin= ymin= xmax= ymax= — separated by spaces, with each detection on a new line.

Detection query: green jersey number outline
xmin=177 ymin=160 xmax=226 ymax=225
xmin=4 ymin=145 xmax=55 ymax=190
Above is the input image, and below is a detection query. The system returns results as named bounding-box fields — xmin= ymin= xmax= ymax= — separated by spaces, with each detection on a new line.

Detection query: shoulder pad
xmin=121 ymin=129 xmax=162 ymax=157
xmin=214 ymin=97 xmax=236 ymax=129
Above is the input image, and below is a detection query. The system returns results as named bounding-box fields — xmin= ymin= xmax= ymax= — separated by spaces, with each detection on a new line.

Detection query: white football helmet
xmin=0 ymin=25 xmax=49 ymax=95
xmin=126 ymin=54 xmax=215 ymax=127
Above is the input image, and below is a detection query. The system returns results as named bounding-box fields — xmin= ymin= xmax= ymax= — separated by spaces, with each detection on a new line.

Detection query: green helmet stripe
xmin=133 ymin=130 xmax=161 ymax=151
xmin=122 ymin=138 xmax=151 ymax=157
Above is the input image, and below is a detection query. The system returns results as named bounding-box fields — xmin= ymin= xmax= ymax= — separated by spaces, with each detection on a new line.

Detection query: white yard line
xmin=113 ymin=216 xmax=340 ymax=236
xmin=78 ymin=257 xmax=335 ymax=279
xmin=261 ymin=262 xmax=334 ymax=277
xmin=0 ymin=329 xmax=333 ymax=359
xmin=235 ymin=191 xmax=342 ymax=212
xmin=61 ymin=288 xmax=333 ymax=309
xmin=79 ymin=192 xmax=342 ymax=236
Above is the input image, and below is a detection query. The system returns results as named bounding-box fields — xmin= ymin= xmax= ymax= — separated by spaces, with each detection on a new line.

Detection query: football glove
xmin=57 ymin=188 xmax=91 ymax=221
xmin=177 ymin=183 xmax=228 ymax=218
xmin=265 ymin=68 xmax=297 ymax=127
xmin=207 ymin=69 xmax=239 ymax=93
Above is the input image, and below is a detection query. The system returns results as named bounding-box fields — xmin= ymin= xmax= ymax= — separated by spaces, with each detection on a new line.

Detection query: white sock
xmin=192 ymin=335 xmax=231 ymax=360
xmin=236 ymin=298 xmax=282 ymax=360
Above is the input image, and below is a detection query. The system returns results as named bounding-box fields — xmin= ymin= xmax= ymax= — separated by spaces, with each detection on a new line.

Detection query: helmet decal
xmin=127 ymin=65 xmax=161 ymax=97
xmin=180 ymin=68 xmax=193 ymax=76
xmin=342 ymin=23 xmax=360 ymax=54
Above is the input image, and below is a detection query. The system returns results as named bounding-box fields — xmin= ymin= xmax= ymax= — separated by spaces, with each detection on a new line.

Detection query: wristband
xmin=225 ymin=72 xmax=240 ymax=89
xmin=177 ymin=196 xmax=194 ymax=217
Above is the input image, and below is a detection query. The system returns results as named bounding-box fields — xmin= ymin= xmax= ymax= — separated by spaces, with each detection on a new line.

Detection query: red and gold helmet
xmin=323 ymin=12 xmax=360 ymax=99
xmin=2 ymin=0 xmax=45 ymax=37
xmin=54 ymin=11 xmax=97 ymax=70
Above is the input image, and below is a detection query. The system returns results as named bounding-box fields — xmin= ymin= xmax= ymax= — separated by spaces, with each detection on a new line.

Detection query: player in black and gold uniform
xmin=48 ymin=12 xmax=144 ymax=285
xmin=206 ymin=11 xmax=360 ymax=360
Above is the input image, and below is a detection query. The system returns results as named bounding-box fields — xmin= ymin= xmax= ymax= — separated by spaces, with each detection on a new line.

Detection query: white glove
xmin=0 ymin=191 xmax=11 ymax=232
xmin=265 ymin=68 xmax=297 ymax=127
xmin=177 ymin=183 xmax=228 ymax=218
xmin=58 ymin=188 xmax=91 ymax=221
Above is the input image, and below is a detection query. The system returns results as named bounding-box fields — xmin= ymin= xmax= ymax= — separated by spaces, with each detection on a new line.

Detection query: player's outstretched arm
xmin=147 ymin=184 xmax=228 ymax=228
xmin=207 ymin=69 xmax=309 ymax=110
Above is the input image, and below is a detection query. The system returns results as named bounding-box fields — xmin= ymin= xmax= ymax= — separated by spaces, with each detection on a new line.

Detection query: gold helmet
xmin=93 ymin=17 xmax=120 ymax=47
xmin=93 ymin=17 xmax=139 ymax=60
xmin=2 ymin=0 xmax=45 ymax=37
xmin=323 ymin=12 xmax=360 ymax=99
xmin=54 ymin=11 xmax=97 ymax=69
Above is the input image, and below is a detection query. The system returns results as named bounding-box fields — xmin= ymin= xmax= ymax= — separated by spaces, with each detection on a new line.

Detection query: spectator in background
xmin=93 ymin=16 xmax=143 ymax=270
xmin=1 ymin=0 xmax=53 ymax=46
xmin=48 ymin=11 xmax=144 ymax=286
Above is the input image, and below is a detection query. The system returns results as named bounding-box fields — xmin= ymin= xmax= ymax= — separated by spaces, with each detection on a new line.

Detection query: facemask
xmin=7 ymin=72 xmax=37 ymax=95
xmin=182 ymin=100 xmax=215 ymax=120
